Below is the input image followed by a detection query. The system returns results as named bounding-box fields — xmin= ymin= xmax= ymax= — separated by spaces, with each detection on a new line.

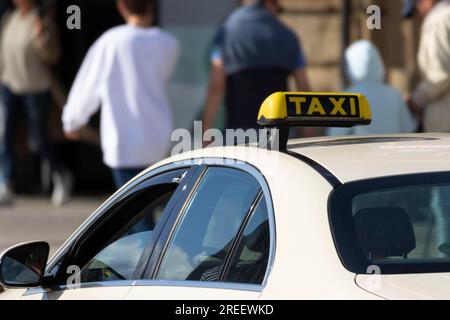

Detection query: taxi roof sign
xmin=257 ymin=92 xmax=372 ymax=128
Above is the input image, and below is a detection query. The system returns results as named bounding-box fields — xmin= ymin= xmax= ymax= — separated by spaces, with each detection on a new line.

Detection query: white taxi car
xmin=2 ymin=92 xmax=450 ymax=300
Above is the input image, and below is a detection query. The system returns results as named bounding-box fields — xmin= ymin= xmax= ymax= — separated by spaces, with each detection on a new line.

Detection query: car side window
xmin=78 ymin=188 xmax=175 ymax=283
xmin=57 ymin=168 xmax=190 ymax=285
xmin=155 ymin=167 xmax=261 ymax=282
xmin=224 ymin=196 xmax=270 ymax=284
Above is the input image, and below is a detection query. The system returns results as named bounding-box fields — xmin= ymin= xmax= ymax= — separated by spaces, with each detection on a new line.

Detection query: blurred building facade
xmin=279 ymin=0 xmax=421 ymax=94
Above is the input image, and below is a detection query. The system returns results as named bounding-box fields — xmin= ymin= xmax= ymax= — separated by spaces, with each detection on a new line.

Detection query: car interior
xmin=56 ymin=184 xmax=178 ymax=285
xmin=354 ymin=207 xmax=417 ymax=261
xmin=224 ymin=220 xmax=271 ymax=284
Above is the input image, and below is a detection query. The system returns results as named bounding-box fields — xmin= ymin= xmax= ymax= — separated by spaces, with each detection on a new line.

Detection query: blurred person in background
xmin=404 ymin=0 xmax=450 ymax=132
xmin=63 ymin=0 xmax=180 ymax=189
xmin=202 ymin=0 xmax=310 ymax=133
xmin=0 ymin=0 xmax=72 ymax=206
xmin=404 ymin=0 xmax=450 ymax=247
xmin=328 ymin=40 xmax=417 ymax=136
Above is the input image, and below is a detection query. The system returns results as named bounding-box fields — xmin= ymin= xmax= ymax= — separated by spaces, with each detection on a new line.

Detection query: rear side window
xmin=330 ymin=172 xmax=450 ymax=274
xmin=156 ymin=167 xmax=261 ymax=281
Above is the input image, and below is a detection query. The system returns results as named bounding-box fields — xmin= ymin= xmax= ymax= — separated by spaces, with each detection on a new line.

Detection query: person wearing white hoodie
xmin=328 ymin=40 xmax=417 ymax=136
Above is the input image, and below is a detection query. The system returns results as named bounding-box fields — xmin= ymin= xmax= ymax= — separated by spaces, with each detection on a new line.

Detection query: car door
xmin=19 ymin=165 xmax=201 ymax=300
xmin=125 ymin=162 xmax=275 ymax=300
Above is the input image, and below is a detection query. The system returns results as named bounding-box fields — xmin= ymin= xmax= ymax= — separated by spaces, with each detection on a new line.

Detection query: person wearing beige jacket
xmin=404 ymin=0 xmax=450 ymax=132
xmin=0 ymin=0 xmax=72 ymax=206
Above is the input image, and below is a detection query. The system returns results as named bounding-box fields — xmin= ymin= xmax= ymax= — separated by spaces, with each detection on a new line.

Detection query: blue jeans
xmin=111 ymin=167 xmax=146 ymax=189
xmin=0 ymin=86 xmax=60 ymax=184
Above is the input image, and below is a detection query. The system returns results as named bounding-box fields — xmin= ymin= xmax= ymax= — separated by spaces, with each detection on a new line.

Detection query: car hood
xmin=0 ymin=288 xmax=28 ymax=300
xmin=356 ymin=273 xmax=450 ymax=299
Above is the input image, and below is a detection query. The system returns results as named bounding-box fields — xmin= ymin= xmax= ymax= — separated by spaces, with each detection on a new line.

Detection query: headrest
xmin=354 ymin=207 xmax=416 ymax=259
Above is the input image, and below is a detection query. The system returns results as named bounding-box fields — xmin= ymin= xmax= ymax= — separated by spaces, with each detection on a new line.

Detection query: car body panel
xmin=154 ymin=148 xmax=374 ymax=299
xmin=356 ymin=273 xmax=450 ymax=300
xmin=3 ymin=134 xmax=450 ymax=299
xmin=289 ymin=133 xmax=450 ymax=183
xmin=125 ymin=282 xmax=261 ymax=300
xmin=38 ymin=287 xmax=133 ymax=300
xmin=0 ymin=286 xmax=132 ymax=300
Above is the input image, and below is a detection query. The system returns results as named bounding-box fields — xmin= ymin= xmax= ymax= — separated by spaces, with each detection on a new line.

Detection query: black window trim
xmin=329 ymin=171 xmax=450 ymax=275
xmin=142 ymin=164 xmax=209 ymax=280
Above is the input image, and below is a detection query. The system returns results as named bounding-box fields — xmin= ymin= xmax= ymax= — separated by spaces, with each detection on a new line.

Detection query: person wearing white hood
xmin=328 ymin=40 xmax=417 ymax=136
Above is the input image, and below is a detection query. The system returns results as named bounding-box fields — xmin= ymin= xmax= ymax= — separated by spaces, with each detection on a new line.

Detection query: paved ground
xmin=0 ymin=196 xmax=107 ymax=256
xmin=0 ymin=195 xmax=107 ymax=294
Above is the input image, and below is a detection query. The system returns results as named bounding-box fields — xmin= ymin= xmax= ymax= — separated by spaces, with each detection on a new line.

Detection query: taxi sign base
xmin=257 ymin=92 xmax=373 ymax=151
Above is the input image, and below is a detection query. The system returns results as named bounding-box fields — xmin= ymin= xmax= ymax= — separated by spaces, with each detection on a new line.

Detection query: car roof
xmin=288 ymin=133 xmax=450 ymax=183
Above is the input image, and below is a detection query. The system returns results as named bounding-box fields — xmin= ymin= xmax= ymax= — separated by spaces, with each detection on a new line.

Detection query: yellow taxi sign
xmin=257 ymin=92 xmax=372 ymax=127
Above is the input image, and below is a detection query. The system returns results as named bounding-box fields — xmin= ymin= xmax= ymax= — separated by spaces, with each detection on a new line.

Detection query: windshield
xmin=329 ymin=172 xmax=450 ymax=274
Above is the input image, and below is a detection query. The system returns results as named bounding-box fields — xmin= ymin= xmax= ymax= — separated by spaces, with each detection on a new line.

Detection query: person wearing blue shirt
xmin=202 ymin=0 xmax=310 ymax=132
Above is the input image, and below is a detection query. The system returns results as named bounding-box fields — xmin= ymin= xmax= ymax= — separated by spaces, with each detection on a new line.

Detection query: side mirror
xmin=0 ymin=242 xmax=49 ymax=288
